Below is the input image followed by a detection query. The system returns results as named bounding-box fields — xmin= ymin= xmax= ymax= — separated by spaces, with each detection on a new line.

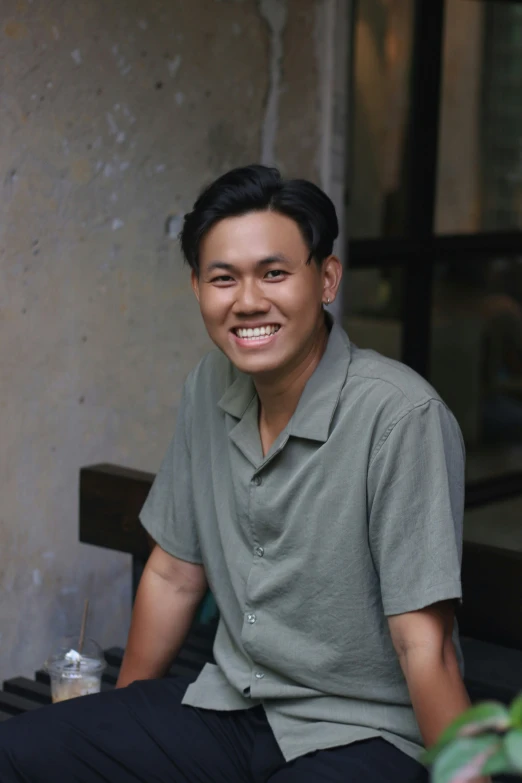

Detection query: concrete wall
xmin=0 ymin=0 xmax=326 ymax=682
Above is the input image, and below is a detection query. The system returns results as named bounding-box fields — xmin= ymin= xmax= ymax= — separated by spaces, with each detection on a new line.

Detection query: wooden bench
xmin=76 ymin=464 xmax=522 ymax=708
xmin=2 ymin=462 xmax=521 ymax=720
xmin=3 ymin=628 xmax=522 ymax=723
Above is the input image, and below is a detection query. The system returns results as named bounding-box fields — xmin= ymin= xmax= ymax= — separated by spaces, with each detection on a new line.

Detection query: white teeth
xmin=235 ymin=325 xmax=280 ymax=340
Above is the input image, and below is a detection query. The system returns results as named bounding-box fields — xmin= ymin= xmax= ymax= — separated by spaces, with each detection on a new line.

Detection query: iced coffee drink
xmin=45 ymin=637 xmax=105 ymax=703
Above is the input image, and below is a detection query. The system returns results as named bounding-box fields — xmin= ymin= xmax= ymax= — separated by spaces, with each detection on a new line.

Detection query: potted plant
xmin=422 ymin=696 xmax=522 ymax=782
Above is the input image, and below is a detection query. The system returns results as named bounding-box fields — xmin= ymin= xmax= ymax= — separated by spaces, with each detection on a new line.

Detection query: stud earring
xmin=325 ymin=297 xmax=331 ymax=305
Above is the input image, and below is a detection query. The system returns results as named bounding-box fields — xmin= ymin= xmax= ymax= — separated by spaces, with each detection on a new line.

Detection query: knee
xmin=0 ymin=716 xmax=29 ymax=779
xmin=0 ymin=712 xmax=52 ymax=780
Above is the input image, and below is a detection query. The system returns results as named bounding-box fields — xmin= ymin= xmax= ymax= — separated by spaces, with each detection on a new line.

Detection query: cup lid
xmin=44 ymin=635 xmax=106 ymax=674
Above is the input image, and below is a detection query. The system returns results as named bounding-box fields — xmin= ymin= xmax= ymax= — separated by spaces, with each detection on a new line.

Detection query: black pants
xmin=0 ymin=676 xmax=428 ymax=782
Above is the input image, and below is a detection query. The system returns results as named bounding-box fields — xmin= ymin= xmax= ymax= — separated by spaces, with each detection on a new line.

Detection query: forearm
xmin=401 ymin=647 xmax=490 ymax=783
xmin=117 ymin=554 xmax=206 ymax=688
xmin=400 ymin=643 xmax=470 ymax=748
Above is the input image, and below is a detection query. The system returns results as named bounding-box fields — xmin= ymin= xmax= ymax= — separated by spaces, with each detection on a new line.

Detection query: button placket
xmin=244 ymin=470 xmax=264 ymax=641
xmin=250 ymin=471 xmax=264 ymax=560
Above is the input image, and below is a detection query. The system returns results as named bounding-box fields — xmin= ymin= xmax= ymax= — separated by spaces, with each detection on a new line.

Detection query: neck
xmin=255 ymin=319 xmax=329 ymax=452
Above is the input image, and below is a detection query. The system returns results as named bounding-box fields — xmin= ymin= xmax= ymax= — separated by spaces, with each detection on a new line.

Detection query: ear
xmin=322 ymin=255 xmax=343 ymax=305
xmin=191 ymin=270 xmax=200 ymax=302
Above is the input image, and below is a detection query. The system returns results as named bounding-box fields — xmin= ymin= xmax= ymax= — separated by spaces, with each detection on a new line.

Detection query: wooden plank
xmin=104 ymin=647 xmax=124 ymax=668
xmin=101 ymin=666 xmax=122 ymax=686
xmin=3 ymin=677 xmax=51 ymax=705
xmin=168 ymin=664 xmax=199 ymax=681
xmin=459 ymin=541 xmax=522 ymax=650
xmin=461 ymin=636 xmax=522 ymax=704
xmin=184 ymin=633 xmax=216 ymax=654
xmin=178 ymin=647 xmax=213 ymax=667
xmin=79 ymin=464 xmax=153 ymax=558
xmin=173 ymin=649 xmax=210 ymax=671
xmin=0 ymin=691 xmax=43 ymax=715
xmin=34 ymin=669 xmax=50 ymax=686
xmin=190 ymin=620 xmax=218 ymax=639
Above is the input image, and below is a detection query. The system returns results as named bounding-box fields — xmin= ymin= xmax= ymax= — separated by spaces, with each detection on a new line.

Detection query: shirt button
xmin=254 ymin=545 xmax=264 ymax=557
xmin=246 ymin=613 xmax=256 ymax=624
xmin=252 ymin=475 xmax=262 ymax=486
xmin=255 ymin=671 xmax=265 ymax=679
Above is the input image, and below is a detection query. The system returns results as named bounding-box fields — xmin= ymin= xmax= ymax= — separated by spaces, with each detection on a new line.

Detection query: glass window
xmin=430 ymin=256 xmax=522 ymax=482
xmin=343 ymin=266 xmax=403 ymax=360
xmin=464 ymin=495 xmax=522 ymax=554
xmin=436 ymin=0 xmax=522 ymax=234
xmin=348 ymin=0 xmax=415 ymax=239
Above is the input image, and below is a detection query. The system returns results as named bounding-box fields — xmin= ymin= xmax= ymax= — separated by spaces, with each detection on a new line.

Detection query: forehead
xmin=199 ymin=211 xmax=308 ymax=268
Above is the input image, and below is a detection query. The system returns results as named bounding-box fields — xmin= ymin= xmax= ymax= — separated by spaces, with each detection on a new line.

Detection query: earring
xmin=325 ymin=297 xmax=331 ymax=305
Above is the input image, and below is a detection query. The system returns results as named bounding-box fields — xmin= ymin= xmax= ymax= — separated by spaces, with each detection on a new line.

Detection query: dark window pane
xmin=348 ymin=0 xmax=414 ymax=239
xmin=431 ymin=257 xmax=522 ymax=483
xmin=344 ymin=267 xmax=403 ymax=360
xmin=436 ymin=0 xmax=522 ymax=233
xmin=464 ymin=495 xmax=522 ymax=554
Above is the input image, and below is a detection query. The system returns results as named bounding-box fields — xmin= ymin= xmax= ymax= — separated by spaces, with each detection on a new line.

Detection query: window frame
xmin=347 ymin=0 xmax=522 ymax=506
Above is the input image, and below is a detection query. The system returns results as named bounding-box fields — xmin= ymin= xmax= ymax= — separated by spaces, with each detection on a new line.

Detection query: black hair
xmin=180 ymin=164 xmax=338 ymax=275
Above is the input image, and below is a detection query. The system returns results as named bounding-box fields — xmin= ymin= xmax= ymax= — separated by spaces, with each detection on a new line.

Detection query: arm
xmin=388 ymin=601 xmax=490 ymax=782
xmin=116 ymin=544 xmax=208 ymax=688
xmin=388 ymin=600 xmax=469 ymax=747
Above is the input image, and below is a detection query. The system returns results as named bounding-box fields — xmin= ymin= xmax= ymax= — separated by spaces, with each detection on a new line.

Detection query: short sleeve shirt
xmin=140 ymin=318 xmax=465 ymax=763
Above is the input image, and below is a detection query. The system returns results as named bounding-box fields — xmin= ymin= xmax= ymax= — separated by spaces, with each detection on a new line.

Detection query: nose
xmin=232 ymin=279 xmax=270 ymax=315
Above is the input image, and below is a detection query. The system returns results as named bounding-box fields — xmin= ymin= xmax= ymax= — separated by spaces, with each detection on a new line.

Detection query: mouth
xmin=230 ymin=323 xmax=281 ymax=347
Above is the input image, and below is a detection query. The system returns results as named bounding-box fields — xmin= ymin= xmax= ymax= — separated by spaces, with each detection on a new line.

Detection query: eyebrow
xmin=205 ymin=254 xmax=291 ymax=274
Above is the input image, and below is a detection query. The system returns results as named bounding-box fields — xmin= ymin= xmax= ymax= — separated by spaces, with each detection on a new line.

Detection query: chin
xmin=233 ymin=355 xmax=286 ymax=376
xmin=212 ymin=332 xmax=288 ymax=375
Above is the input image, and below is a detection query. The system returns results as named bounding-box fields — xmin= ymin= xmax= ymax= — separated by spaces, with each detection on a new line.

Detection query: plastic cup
xmin=45 ymin=636 xmax=106 ymax=703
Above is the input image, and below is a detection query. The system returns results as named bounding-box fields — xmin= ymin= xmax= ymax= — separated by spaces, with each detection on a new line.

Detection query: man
xmin=0 ymin=165 xmax=475 ymax=782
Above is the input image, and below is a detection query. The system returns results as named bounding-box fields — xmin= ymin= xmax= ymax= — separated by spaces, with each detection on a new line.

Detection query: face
xmin=192 ymin=210 xmax=342 ymax=379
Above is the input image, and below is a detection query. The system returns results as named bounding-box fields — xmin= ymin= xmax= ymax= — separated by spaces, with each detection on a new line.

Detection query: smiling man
xmin=0 ymin=165 xmax=477 ymax=783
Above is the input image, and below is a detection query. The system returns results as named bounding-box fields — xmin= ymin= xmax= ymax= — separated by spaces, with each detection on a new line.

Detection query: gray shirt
xmin=140 ymin=318 xmax=465 ymax=763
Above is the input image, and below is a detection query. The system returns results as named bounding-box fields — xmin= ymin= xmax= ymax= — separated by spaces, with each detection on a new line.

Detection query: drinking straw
xmin=78 ymin=599 xmax=89 ymax=656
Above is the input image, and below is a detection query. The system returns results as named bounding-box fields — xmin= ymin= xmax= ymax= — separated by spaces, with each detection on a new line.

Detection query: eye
xmin=265 ymin=269 xmax=286 ymax=280
xmin=210 ymin=275 xmax=235 ymax=284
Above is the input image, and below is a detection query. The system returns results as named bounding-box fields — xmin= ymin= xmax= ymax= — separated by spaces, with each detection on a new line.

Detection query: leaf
xmin=422 ymin=702 xmax=510 ymax=764
xmin=431 ymin=736 xmax=502 ymax=783
xmin=505 ymin=728 xmax=522 ymax=772
xmin=482 ymin=744 xmax=515 ymax=776
xmin=510 ymin=695 xmax=522 ymax=729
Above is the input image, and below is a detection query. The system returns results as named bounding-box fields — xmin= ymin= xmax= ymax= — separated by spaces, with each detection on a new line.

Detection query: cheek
xmin=282 ymin=280 xmax=322 ymax=312
xmin=199 ymin=293 xmax=228 ymax=327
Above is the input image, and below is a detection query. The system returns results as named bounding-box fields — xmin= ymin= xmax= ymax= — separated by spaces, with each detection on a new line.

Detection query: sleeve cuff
xmin=139 ymin=510 xmax=204 ymax=565
xmin=383 ymin=580 xmax=462 ymax=617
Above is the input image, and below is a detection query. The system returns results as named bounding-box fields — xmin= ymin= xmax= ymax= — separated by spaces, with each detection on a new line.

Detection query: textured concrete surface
xmin=0 ymin=0 xmax=325 ymax=682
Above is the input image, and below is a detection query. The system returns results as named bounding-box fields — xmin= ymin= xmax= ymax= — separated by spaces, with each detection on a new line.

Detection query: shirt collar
xmin=218 ymin=315 xmax=352 ymax=443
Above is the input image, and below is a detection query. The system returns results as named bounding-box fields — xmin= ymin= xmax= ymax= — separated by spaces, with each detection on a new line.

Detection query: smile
xmin=233 ymin=325 xmax=280 ymax=341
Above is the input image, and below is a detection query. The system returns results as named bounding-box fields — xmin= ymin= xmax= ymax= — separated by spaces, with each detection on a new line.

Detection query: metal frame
xmin=350 ymin=232 xmax=522 ymax=268
xmin=348 ymin=0 xmax=522 ymax=507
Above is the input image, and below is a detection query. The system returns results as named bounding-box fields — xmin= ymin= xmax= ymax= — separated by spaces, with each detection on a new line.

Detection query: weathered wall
xmin=0 ymin=0 xmax=324 ymax=682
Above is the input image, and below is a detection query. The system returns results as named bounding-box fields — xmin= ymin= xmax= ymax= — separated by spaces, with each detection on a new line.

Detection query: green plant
xmin=422 ymin=696 xmax=522 ymax=783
